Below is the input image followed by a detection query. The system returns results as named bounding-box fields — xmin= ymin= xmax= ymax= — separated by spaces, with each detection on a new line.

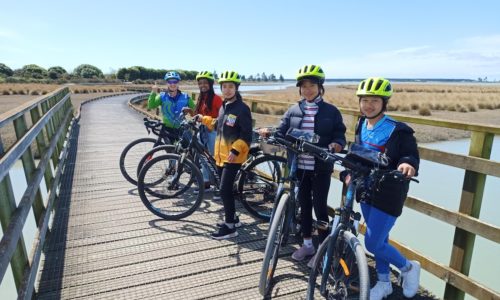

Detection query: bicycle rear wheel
xmin=259 ymin=192 xmax=289 ymax=296
xmin=238 ymin=155 xmax=286 ymax=221
xmin=306 ymin=231 xmax=369 ymax=300
xmin=120 ymin=137 xmax=159 ymax=185
xmin=137 ymin=154 xmax=204 ymax=220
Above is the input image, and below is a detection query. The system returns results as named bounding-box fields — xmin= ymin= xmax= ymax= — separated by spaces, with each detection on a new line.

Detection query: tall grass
xmin=253 ymin=83 xmax=500 ymax=116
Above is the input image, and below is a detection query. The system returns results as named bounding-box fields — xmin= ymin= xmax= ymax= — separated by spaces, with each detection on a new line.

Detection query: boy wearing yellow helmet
xmin=345 ymin=77 xmax=420 ymax=299
xmin=261 ymin=64 xmax=347 ymax=266
xmin=198 ymin=70 xmax=252 ymax=239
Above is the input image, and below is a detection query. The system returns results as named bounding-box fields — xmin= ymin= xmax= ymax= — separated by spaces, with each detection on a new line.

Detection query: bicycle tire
xmin=120 ymin=137 xmax=160 ymax=185
xmin=259 ymin=192 xmax=289 ymax=296
xmin=306 ymin=230 xmax=370 ymax=300
xmin=136 ymin=144 xmax=177 ymax=180
xmin=238 ymin=155 xmax=287 ymax=221
xmin=137 ymin=154 xmax=204 ymax=220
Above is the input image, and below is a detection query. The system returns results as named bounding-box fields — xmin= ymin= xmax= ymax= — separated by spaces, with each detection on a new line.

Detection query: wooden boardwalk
xmin=35 ymin=94 xmax=438 ymax=299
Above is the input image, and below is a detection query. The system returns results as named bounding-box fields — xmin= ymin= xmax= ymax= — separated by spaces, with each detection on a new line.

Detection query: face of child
xmin=221 ymin=82 xmax=237 ymax=99
xmin=359 ymin=96 xmax=384 ymax=118
xmin=300 ymin=80 xmax=320 ymax=101
xmin=197 ymin=79 xmax=210 ymax=93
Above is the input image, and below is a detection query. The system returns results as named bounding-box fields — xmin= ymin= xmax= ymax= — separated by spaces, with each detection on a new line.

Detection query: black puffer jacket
xmin=277 ymin=98 xmax=346 ymax=173
xmin=353 ymin=116 xmax=420 ymax=217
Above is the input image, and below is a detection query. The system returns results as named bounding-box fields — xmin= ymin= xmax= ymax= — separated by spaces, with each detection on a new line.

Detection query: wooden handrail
xmin=0 ymin=87 xmax=74 ymax=299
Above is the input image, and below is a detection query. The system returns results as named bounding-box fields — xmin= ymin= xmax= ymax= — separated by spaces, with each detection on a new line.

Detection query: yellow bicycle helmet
xmin=196 ymin=71 xmax=215 ymax=82
xmin=356 ymin=77 xmax=393 ymax=99
xmin=296 ymin=64 xmax=325 ymax=86
xmin=218 ymin=70 xmax=241 ymax=84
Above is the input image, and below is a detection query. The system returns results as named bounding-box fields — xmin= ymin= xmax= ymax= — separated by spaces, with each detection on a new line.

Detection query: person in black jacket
xmin=199 ymin=70 xmax=252 ymax=240
xmin=346 ymin=77 xmax=420 ymax=299
xmin=260 ymin=65 xmax=346 ymax=266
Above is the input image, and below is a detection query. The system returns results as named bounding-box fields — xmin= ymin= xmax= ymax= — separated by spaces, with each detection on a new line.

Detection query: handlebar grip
xmin=301 ymin=141 xmax=326 ymax=156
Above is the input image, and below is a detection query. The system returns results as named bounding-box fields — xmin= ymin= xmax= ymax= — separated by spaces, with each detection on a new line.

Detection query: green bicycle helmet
xmin=296 ymin=64 xmax=325 ymax=86
xmin=218 ymin=70 xmax=241 ymax=84
xmin=196 ymin=71 xmax=215 ymax=82
xmin=356 ymin=77 xmax=393 ymax=99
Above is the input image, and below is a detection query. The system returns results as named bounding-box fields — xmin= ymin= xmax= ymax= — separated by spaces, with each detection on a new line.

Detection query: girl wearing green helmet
xmin=191 ymin=71 xmax=223 ymax=190
xmin=197 ymin=70 xmax=252 ymax=240
xmin=260 ymin=64 xmax=346 ymax=266
xmin=344 ymin=77 xmax=421 ymax=299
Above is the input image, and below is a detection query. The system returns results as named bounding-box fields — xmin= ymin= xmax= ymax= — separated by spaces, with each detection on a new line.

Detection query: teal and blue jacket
xmin=148 ymin=90 xmax=195 ymax=128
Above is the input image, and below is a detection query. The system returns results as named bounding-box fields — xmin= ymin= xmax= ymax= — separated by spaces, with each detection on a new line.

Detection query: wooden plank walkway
xmin=35 ymin=94 xmax=439 ymax=299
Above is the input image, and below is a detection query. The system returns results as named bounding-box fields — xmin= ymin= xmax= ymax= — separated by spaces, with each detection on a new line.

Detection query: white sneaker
xmin=400 ymin=260 xmax=421 ymax=298
xmin=370 ymin=281 xmax=393 ymax=300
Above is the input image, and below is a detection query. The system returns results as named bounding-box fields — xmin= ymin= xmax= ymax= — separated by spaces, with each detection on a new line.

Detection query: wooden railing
xmin=130 ymin=92 xmax=500 ymax=299
xmin=0 ymin=87 xmax=74 ymax=299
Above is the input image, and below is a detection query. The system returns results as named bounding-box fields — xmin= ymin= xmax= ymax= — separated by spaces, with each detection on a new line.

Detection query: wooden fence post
xmin=444 ymin=131 xmax=494 ymax=299
xmin=0 ymin=135 xmax=29 ymax=290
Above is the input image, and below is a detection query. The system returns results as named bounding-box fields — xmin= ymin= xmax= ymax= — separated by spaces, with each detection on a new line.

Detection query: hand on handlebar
xmin=328 ymin=142 xmax=342 ymax=153
xmin=397 ymin=163 xmax=416 ymax=178
xmin=193 ymin=114 xmax=203 ymax=122
xmin=257 ymin=127 xmax=272 ymax=138
xmin=182 ymin=107 xmax=194 ymax=115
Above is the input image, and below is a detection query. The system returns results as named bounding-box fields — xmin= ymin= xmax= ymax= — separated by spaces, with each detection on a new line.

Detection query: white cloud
xmin=323 ymin=35 xmax=500 ymax=79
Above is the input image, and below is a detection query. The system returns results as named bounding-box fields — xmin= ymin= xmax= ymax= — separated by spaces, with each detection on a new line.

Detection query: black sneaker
xmin=211 ymin=224 xmax=238 ymax=240
xmin=216 ymin=216 xmax=242 ymax=228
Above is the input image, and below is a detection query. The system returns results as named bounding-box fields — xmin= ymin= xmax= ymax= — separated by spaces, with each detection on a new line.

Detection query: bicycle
xmin=304 ymin=142 xmax=419 ymax=300
xmin=119 ymin=118 xmax=179 ymax=185
xmin=136 ymin=116 xmax=287 ymax=221
xmin=258 ymin=129 xmax=328 ymax=296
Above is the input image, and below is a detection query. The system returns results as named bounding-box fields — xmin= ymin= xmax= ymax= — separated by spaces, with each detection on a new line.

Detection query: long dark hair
xmin=195 ymin=85 xmax=215 ymax=114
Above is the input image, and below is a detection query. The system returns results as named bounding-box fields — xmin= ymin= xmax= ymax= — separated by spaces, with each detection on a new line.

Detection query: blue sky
xmin=1 ymin=0 xmax=499 ymax=79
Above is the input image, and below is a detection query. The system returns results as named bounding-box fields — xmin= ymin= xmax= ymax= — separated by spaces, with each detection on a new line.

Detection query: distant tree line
xmin=0 ymin=62 xmax=286 ymax=84
xmin=0 ymin=63 xmax=110 ymax=84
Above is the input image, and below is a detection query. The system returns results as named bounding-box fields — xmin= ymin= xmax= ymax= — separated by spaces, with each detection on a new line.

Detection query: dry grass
xmin=0 ymin=83 xmax=129 ymax=96
xmin=249 ymin=83 xmax=500 ymax=117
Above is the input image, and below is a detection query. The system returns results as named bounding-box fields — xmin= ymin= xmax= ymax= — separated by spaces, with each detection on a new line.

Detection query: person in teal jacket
xmin=148 ymin=71 xmax=195 ymax=129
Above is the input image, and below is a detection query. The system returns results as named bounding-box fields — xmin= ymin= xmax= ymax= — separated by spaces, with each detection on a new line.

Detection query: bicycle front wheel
xmin=137 ymin=154 xmax=204 ymax=220
xmin=136 ymin=144 xmax=177 ymax=180
xmin=306 ymin=231 xmax=369 ymax=300
xmin=120 ymin=137 xmax=160 ymax=185
xmin=259 ymin=192 xmax=289 ymax=296
xmin=238 ymin=155 xmax=287 ymax=222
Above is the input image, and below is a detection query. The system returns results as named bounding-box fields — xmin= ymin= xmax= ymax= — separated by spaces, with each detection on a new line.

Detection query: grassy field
xmin=249 ymin=83 xmax=500 ymax=116
xmin=0 ymin=83 xmax=129 ymax=96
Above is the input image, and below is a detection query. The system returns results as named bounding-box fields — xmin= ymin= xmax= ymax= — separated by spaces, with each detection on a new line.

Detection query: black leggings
xmin=217 ymin=163 xmax=242 ymax=224
xmin=296 ymin=169 xmax=331 ymax=242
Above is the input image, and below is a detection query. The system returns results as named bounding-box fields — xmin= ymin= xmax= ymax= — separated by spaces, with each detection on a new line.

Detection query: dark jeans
xmin=296 ymin=169 xmax=331 ymax=242
xmin=217 ymin=163 xmax=242 ymax=224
